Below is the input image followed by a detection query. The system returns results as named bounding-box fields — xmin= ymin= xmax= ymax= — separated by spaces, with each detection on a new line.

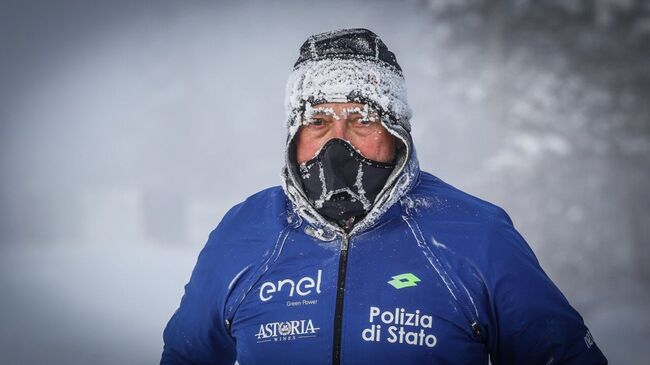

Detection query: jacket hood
xmin=281 ymin=29 xmax=418 ymax=238
xmin=281 ymin=116 xmax=420 ymax=239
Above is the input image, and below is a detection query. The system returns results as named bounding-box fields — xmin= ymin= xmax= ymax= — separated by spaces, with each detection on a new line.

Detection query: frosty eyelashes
xmin=302 ymin=103 xmax=380 ymax=126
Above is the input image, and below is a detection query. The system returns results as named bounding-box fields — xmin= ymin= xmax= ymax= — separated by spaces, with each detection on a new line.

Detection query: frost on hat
xmin=293 ymin=28 xmax=402 ymax=70
xmin=285 ymin=28 xmax=412 ymax=136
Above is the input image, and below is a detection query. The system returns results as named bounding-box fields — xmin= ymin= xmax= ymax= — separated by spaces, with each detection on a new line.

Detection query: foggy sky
xmin=1 ymin=0 xmax=647 ymax=364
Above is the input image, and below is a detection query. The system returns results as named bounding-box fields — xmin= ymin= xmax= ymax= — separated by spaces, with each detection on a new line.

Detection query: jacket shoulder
xmin=405 ymin=171 xmax=531 ymax=271
xmin=161 ymin=186 xmax=288 ymax=364
xmin=205 ymin=185 xmax=288 ymax=266
xmin=218 ymin=186 xmax=288 ymax=231
xmin=404 ymin=174 xmax=606 ymax=364
xmin=407 ymin=171 xmax=512 ymax=226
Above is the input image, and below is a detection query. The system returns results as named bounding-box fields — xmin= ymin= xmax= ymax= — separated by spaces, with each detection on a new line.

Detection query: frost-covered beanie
xmin=284 ymin=28 xmax=412 ymax=137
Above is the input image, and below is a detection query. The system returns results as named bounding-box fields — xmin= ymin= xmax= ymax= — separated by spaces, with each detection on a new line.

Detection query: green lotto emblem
xmin=387 ymin=273 xmax=421 ymax=289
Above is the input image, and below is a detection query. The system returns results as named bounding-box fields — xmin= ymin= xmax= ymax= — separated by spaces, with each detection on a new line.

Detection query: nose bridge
xmin=330 ymin=118 xmax=348 ymax=139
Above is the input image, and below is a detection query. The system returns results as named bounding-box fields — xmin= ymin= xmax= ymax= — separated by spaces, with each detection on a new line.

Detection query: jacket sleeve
xmin=160 ymin=227 xmax=237 ymax=365
xmin=484 ymin=219 xmax=608 ymax=365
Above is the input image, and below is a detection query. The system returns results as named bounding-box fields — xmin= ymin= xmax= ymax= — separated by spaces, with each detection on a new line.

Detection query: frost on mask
xmin=298 ymin=138 xmax=395 ymax=226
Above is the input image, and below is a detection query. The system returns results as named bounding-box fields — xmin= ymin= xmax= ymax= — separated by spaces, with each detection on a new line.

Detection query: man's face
xmin=295 ymin=102 xmax=397 ymax=164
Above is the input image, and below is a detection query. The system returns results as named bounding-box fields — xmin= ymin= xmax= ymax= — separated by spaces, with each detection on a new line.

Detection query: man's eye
xmin=302 ymin=118 xmax=327 ymax=127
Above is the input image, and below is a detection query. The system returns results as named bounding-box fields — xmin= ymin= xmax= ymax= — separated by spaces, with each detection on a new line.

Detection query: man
xmin=161 ymin=28 xmax=607 ymax=364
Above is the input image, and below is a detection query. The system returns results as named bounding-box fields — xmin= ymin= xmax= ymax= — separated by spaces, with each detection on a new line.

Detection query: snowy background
xmin=1 ymin=0 xmax=649 ymax=364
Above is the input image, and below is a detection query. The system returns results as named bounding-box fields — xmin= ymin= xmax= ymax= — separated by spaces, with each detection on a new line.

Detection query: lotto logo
xmin=387 ymin=273 xmax=421 ymax=289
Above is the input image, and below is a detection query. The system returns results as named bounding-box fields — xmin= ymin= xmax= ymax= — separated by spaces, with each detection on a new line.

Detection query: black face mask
xmin=298 ymin=138 xmax=395 ymax=225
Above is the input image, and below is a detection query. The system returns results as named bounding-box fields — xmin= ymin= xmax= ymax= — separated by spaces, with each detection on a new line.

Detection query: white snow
xmin=285 ymin=58 xmax=412 ymax=138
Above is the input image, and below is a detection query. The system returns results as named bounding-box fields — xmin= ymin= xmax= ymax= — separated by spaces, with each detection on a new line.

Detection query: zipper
xmin=332 ymin=234 xmax=349 ymax=365
xmin=402 ymin=215 xmax=488 ymax=347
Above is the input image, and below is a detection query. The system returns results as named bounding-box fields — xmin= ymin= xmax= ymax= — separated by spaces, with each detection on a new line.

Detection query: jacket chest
xmin=229 ymin=228 xmax=487 ymax=364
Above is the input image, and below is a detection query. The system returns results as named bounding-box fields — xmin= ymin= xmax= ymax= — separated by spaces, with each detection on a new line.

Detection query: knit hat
xmin=284 ymin=28 xmax=412 ymax=137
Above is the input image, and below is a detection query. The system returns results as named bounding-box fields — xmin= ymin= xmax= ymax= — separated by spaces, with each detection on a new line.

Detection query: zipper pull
xmin=340 ymin=235 xmax=349 ymax=251
xmin=225 ymin=319 xmax=232 ymax=335
xmin=471 ymin=321 xmax=487 ymax=344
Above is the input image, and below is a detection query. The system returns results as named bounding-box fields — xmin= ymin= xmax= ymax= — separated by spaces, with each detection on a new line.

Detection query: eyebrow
xmin=312 ymin=109 xmax=334 ymax=116
xmin=342 ymin=106 xmax=364 ymax=114
xmin=304 ymin=106 xmax=339 ymax=120
xmin=302 ymin=104 xmax=379 ymax=122
xmin=342 ymin=105 xmax=379 ymax=121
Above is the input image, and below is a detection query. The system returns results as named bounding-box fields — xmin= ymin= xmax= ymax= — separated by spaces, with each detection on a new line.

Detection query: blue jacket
xmin=160 ymin=170 xmax=607 ymax=364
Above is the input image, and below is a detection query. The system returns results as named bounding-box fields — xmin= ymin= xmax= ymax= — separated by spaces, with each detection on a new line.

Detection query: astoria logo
xmin=255 ymin=319 xmax=320 ymax=343
xmin=259 ymin=269 xmax=322 ymax=302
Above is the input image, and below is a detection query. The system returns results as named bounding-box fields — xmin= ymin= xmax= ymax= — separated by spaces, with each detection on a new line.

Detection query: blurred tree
xmin=418 ymin=0 xmax=650 ymax=295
